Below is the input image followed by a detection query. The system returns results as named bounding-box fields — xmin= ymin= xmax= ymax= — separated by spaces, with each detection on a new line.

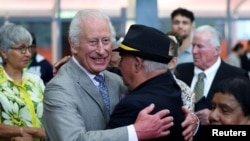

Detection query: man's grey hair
xmin=195 ymin=25 xmax=222 ymax=48
xmin=69 ymin=9 xmax=116 ymax=47
xmin=143 ymin=60 xmax=168 ymax=73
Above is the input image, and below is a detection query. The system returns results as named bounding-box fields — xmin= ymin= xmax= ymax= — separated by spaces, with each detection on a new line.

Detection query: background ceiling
xmin=0 ymin=0 xmax=249 ymax=19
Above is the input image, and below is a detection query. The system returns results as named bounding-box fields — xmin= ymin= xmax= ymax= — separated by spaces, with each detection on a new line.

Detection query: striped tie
xmin=94 ymin=74 xmax=110 ymax=112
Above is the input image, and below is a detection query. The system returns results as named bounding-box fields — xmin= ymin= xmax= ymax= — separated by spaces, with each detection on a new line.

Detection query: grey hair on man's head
xmin=143 ymin=60 xmax=168 ymax=73
xmin=195 ymin=25 xmax=222 ymax=48
xmin=69 ymin=9 xmax=116 ymax=47
xmin=0 ymin=23 xmax=32 ymax=52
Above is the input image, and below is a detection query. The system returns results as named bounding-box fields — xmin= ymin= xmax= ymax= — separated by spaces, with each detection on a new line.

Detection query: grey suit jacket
xmin=42 ymin=58 xmax=129 ymax=141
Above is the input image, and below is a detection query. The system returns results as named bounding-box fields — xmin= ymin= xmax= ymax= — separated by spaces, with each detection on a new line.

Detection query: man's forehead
xmin=81 ymin=30 xmax=111 ymax=40
xmin=172 ymin=15 xmax=192 ymax=22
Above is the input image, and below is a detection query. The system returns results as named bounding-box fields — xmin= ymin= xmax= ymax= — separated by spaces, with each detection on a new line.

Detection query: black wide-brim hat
xmin=113 ymin=24 xmax=173 ymax=64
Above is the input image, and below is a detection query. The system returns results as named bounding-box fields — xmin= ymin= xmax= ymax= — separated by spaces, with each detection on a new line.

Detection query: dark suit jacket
xmin=240 ymin=53 xmax=250 ymax=71
xmin=27 ymin=53 xmax=53 ymax=85
xmin=174 ymin=61 xmax=248 ymax=141
xmin=106 ymin=71 xmax=185 ymax=141
xmin=174 ymin=61 xmax=249 ymax=111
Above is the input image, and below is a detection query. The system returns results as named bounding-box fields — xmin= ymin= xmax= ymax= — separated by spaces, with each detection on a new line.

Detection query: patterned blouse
xmin=0 ymin=65 xmax=45 ymax=128
xmin=174 ymin=77 xmax=195 ymax=112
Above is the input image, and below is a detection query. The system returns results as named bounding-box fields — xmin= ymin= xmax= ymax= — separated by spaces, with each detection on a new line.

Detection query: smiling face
xmin=70 ymin=17 xmax=112 ymax=74
xmin=209 ymin=92 xmax=250 ymax=125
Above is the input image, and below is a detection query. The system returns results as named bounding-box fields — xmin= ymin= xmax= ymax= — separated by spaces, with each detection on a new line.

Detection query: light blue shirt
xmin=191 ymin=58 xmax=221 ymax=98
xmin=177 ymin=46 xmax=193 ymax=65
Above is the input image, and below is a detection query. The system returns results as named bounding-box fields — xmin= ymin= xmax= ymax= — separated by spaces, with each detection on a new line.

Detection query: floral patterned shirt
xmin=174 ymin=76 xmax=195 ymax=112
xmin=0 ymin=65 xmax=45 ymax=128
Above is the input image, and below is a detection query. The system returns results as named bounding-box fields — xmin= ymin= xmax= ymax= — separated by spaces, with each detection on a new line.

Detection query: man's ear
xmin=68 ymin=36 xmax=77 ymax=54
xmin=192 ymin=22 xmax=195 ymax=29
xmin=215 ymin=46 xmax=221 ymax=56
xmin=134 ymin=57 xmax=143 ymax=72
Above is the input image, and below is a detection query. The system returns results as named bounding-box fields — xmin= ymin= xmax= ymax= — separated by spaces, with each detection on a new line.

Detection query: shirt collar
xmin=194 ymin=57 xmax=221 ymax=76
xmin=72 ymin=56 xmax=104 ymax=81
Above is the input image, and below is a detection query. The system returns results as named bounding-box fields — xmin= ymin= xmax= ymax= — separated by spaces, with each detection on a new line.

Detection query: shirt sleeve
xmin=128 ymin=125 xmax=138 ymax=141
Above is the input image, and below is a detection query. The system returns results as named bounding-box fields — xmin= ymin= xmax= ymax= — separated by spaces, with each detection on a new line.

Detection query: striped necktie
xmin=94 ymin=74 xmax=110 ymax=112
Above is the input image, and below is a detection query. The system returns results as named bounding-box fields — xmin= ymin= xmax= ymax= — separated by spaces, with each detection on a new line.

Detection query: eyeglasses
xmin=10 ymin=45 xmax=34 ymax=54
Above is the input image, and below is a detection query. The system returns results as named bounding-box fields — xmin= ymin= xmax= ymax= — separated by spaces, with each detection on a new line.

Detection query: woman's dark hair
xmin=214 ymin=77 xmax=250 ymax=116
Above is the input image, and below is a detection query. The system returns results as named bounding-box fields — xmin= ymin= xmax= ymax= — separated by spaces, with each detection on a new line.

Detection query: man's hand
xmin=195 ymin=108 xmax=210 ymax=125
xmin=134 ymin=103 xmax=173 ymax=140
xmin=53 ymin=55 xmax=71 ymax=76
xmin=181 ymin=106 xmax=199 ymax=141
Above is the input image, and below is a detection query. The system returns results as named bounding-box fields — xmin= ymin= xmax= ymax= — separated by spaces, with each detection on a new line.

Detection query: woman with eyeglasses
xmin=0 ymin=23 xmax=46 ymax=141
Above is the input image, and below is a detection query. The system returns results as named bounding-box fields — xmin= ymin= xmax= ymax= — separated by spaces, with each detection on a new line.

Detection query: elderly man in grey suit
xmin=42 ymin=9 xmax=174 ymax=141
xmin=43 ymin=9 xmax=197 ymax=141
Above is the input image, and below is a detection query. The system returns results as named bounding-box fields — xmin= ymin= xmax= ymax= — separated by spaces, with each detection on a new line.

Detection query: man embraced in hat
xmin=106 ymin=24 xmax=185 ymax=141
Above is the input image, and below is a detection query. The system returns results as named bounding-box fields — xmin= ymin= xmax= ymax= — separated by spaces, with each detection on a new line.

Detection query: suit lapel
xmin=68 ymin=59 xmax=110 ymax=120
xmin=184 ymin=64 xmax=194 ymax=86
xmin=206 ymin=62 xmax=225 ymax=101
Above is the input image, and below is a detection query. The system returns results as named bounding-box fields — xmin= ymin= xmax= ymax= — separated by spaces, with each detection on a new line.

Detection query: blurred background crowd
xmin=1 ymin=0 xmax=250 ymax=68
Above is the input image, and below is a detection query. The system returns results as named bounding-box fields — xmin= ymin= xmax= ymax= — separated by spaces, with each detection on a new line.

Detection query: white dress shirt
xmin=191 ymin=58 xmax=221 ymax=98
